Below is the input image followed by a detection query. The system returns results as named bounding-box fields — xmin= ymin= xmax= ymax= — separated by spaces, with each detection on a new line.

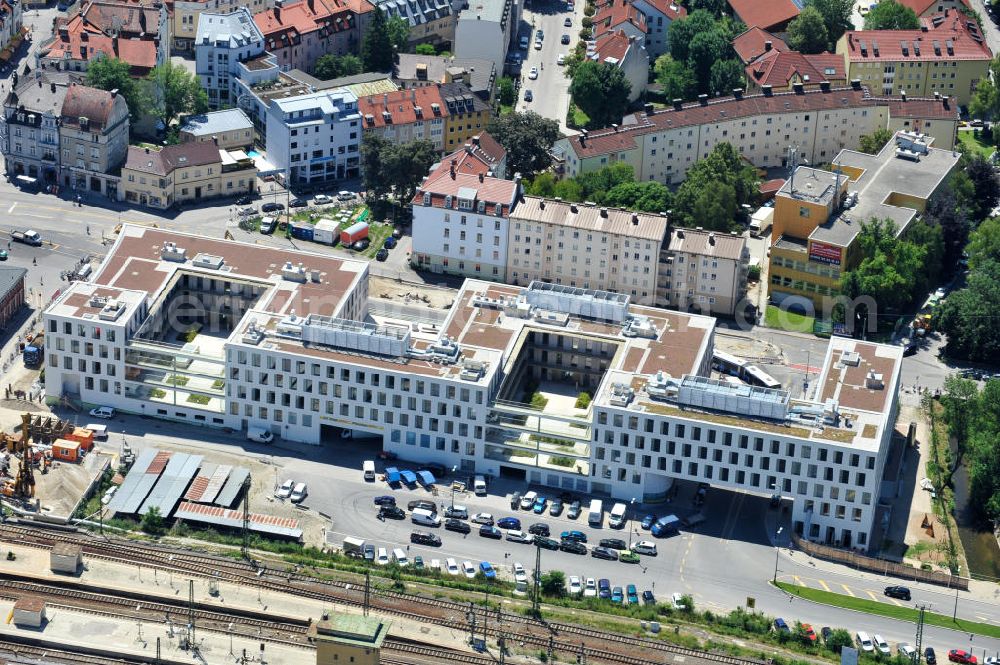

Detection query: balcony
xmin=484 ymin=444 xmax=590 ymax=476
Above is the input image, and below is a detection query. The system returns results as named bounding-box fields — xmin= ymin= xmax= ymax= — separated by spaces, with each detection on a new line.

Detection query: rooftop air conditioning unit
xmin=161 ymin=242 xmax=187 ymax=262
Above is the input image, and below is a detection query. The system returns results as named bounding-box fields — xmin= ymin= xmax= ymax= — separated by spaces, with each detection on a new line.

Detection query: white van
xmin=608 ymin=502 xmax=628 ymax=528
xmin=363 ymin=460 xmax=376 ymax=481
xmin=588 ymin=499 xmax=603 ymax=526
xmin=86 ymin=423 xmax=109 ymax=440
xmin=856 ymin=632 xmax=874 ymax=653
xmin=473 ymin=475 xmax=487 ymax=496
xmin=247 ymin=426 xmax=274 ymax=444
xmin=411 ymin=507 xmax=441 ymax=527
xmin=392 ymin=548 xmax=409 ymax=567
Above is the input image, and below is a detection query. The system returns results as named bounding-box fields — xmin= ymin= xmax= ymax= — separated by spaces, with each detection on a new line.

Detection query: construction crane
xmin=2 ymin=414 xmax=36 ymax=499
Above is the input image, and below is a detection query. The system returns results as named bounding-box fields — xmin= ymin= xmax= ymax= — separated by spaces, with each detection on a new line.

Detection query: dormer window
xmin=423 ymin=192 xmax=431 ymax=206
xmin=445 ymin=194 xmax=453 ymax=208
xmin=477 ymin=200 xmax=486 ymax=213
xmin=494 ymin=203 xmax=502 ymax=216
xmin=458 ymin=198 xmax=473 ymax=210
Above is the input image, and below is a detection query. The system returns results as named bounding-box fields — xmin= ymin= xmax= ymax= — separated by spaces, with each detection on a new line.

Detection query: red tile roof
xmin=732 ymin=26 xmax=788 ymax=64
xmin=357 ymin=85 xmax=449 ymax=128
xmin=842 ymin=15 xmax=991 ymax=63
xmin=415 ymin=169 xmax=520 ymax=217
xmin=593 ymin=0 xmax=646 ymax=39
xmin=60 ymin=83 xmax=126 ymax=130
xmin=253 ymin=0 xmax=374 ymax=50
xmin=43 ymin=4 xmax=160 ymax=74
xmin=435 ymin=132 xmax=506 ymax=177
xmin=896 ymin=0 xmax=969 ymax=15
xmin=124 ymin=143 xmax=222 ymax=176
xmin=638 ymin=0 xmax=685 ymax=20
xmin=747 ymin=51 xmax=847 ymax=88
xmin=727 ymin=0 xmax=799 ymax=32
xmin=592 ymin=31 xmax=635 ymax=65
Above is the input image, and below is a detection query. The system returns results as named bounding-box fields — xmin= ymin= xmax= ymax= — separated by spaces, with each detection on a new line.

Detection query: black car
xmin=375 ymin=248 xmax=389 ymax=262
xmin=479 ymin=524 xmax=503 ymax=539
xmin=236 ymin=194 xmax=254 ymax=206
xmin=288 ymin=197 xmax=308 ymax=208
xmin=567 ymin=500 xmax=581 ymax=519
xmin=528 ymin=522 xmax=550 ymax=537
xmin=561 ymin=33 xmax=570 ymax=44
xmin=549 ymin=499 xmax=564 ymax=516
xmin=379 ymin=505 xmax=405 ymax=520
xmin=353 ymin=238 xmax=370 ymax=251
xmin=559 ymin=540 xmax=587 ymax=555
xmin=599 ymin=538 xmax=627 ymax=550
xmin=820 ymin=627 xmax=832 ymax=644
xmin=408 ymin=499 xmax=437 ymax=511
xmin=411 ymin=531 xmax=442 ymax=546
xmin=925 ymin=648 xmax=937 ymax=665
xmin=884 ymin=585 xmax=911 ymax=601
xmin=591 ymin=546 xmax=619 ymax=561
xmin=535 ymin=536 xmax=560 ymax=550
xmin=373 ymin=495 xmax=396 ymax=506
xmin=445 ymin=518 xmax=471 ymax=534
xmin=261 ymin=202 xmax=284 ymax=212
xmin=642 ymin=590 xmax=655 ymax=605
xmin=510 ymin=492 xmax=522 ymax=510
xmin=421 ymin=463 xmax=447 ymax=477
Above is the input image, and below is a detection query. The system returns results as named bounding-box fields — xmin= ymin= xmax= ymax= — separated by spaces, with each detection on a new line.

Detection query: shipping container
xmin=65 ymin=427 xmax=95 ymax=451
xmin=289 ymin=223 xmax=314 ymax=242
xmin=340 ymin=221 xmax=369 ymax=245
xmin=52 ymin=439 xmax=81 ymax=463
xmin=313 ymin=218 xmax=339 ymax=245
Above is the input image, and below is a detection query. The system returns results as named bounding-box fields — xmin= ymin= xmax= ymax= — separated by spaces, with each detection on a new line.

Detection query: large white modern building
xmin=264 ymin=87 xmax=362 ymax=187
xmin=44 ymin=226 xmax=901 ymax=550
xmin=195 ymin=8 xmax=267 ymax=109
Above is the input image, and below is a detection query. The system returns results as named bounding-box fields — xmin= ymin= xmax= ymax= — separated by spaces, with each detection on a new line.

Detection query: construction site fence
xmin=790 ymin=532 xmax=969 ymax=590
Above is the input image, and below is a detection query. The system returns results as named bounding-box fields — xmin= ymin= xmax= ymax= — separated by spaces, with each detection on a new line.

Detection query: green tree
xmin=361 ymin=134 xmax=393 ymax=200
xmin=141 ymin=506 xmax=164 ymax=535
xmin=672 ymin=142 xmax=759 ymax=230
xmin=806 ymin=0 xmax=854 ymax=48
xmin=569 ymin=61 xmax=631 ymax=129
xmin=969 ymin=56 xmax=1000 ymax=125
xmin=540 ymin=570 xmax=566 ymax=596
xmin=654 ymin=55 xmax=697 ymax=101
xmin=686 ymin=0 xmax=725 ymax=16
xmin=668 ymin=10 xmax=717 ymax=64
xmin=964 ymin=154 xmax=1000 ymax=222
xmin=687 ymin=30 xmax=729 ymax=93
xmin=387 ymin=15 xmax=411 ymax=53
xmin=709 ymin=59 xmax=745 ymax=95
xmin=146 ymin=62 xmax=208 ymax=129
xmin=312 ymin=54 xmax=363 ymax=80
xmin=935 ymin=259 xmax=1000 ymax=361
xmin=85 ymin=56 xmax=149 ymax=125
xmin=786 ymin=6 xmax=830 ymax=54
xmin=486 ymin=111 xmax=561 ymax=177
xmin=361 ymin=135 xmax=435 ymax=202
xmin=553 ymin=178 xmax=584 ymax=201
xmin=498 ymin=77 xmax=516 ymax=107
xmin=825 ymin=629 xmax=854 ymax=653
xmin=966 ymin=216 xmax=1000 ymax=268
xmin=857 ymin=127 xmax=894 ymax=154
xmin=863 ymin=0 xmax=919 ymax=30
xmin=603 ymin=180 xmax=672 ymax=212
xmin=527 ymin=172 xmax=558 ymax=197
xmin=414 ymin=43 xmax=436 ymax=55
xmin=362 ymin=8 xmax=395 ymax=72
xmin=576 ymin=162 xmax=635 ymax=201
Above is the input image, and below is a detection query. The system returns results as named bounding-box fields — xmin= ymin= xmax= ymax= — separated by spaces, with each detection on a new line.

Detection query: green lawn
xmin=956 ymin=130 xmax=995 ymax=159
xmin=775 ymin=582 xmax=1000 ymax=639
xmin=568 ymin=104 xmax=590 ymax=129
xmin=764 ymin=305 xmax=815 ymax=333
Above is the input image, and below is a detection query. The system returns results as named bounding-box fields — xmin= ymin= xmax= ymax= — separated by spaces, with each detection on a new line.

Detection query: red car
xmin=949 ymin=651 xmax=977 ymax=665
xmin=801 ymin=624 xmax=817 ymax=643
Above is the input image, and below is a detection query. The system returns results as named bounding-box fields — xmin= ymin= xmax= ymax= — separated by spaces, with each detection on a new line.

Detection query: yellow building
xmin=836 ymin=13 xmax=991 ymax=106
xmin=309 ymin=614 xmax=390 ymax=665
xmin=122 ymin=142 xmax=257 ymax=210
xmin=768 ymin=132 xmax=959 ymax=313
xmin=441 ymin=82 xmax=492 ymax=153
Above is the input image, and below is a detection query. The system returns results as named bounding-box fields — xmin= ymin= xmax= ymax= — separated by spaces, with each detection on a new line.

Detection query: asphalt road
xmin=518 ymin=0 xmax=579 ymax=131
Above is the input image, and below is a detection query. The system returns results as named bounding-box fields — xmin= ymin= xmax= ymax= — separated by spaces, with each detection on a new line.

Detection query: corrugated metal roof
xmin=200 ymin=464 xmax=234 ymax=504
xmin=139 ymin=453 xmax=202 ymax=516
xmin=173 ymin=501 xmax=302 ymax=539
xmin=107 ymin=447 xmax=162 ymax=515
xmin=214 ymin=467 xmax=250 ymax=508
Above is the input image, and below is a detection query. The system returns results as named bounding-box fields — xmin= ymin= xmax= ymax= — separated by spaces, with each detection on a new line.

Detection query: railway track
xmin=0 ymin=523 xmax=766 ymax=665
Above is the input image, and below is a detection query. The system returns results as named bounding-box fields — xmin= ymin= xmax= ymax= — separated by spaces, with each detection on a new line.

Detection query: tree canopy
xmin=936 ymin=259 xmax=1000 ymax=362
xmin=569 ymin=61 xmax=631 ymax=129
xmin=386 ymin=15 xmax=411 ymax=53
xmin=786 ymin=6 xmax=830 ymax=54
xmin=671 ymin=142 xmax=759 ymax=230
xmin=361 ymin=135 xmax=438 ymax=203
xmin=857 ymin=127 xmax=893 ymax=155
xmin=805 ymin=0 xmax=855 ymax=49
xmin=414 ymin=43 xmax=436 ymax=55
xmin=486 ymin=111 xmax=561 ymax=177
xmin=312 ymin=54 xmax=363 ymax=80
xmin=147 ymin=62 xmax=208 ymax=129
xmin=361 ymin=8 xmax=396 ymax=72
xmin=667 ymin=10 xmax=744 ymax=96
xmin=654 ymin=55 xmax=697 ymax=102
xmin=863 ymin=0 xmax=919 ymax=30
xmin=709 ymin=59 xmax=745 ymax=96
xmin=85 ymin=56 xmax=149 ymax=125
xmin=525 ymin=162 xmax=672 ymax=213
xmin=970 ymin=56 xmax=1000 ymax=125
xmin=966 ymin=216 xmax=1000 ymax=269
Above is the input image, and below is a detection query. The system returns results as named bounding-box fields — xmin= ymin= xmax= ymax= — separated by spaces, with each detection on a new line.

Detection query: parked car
xmin=413 ymin=555 xmax=424 ymax=569
xmin=506 ymin=530 xmax=533 ymax=544
xmin=380 ymin=505 xmax=405 ymax=520
xmin=559 ymin=540 xmax=587 ymax=555
xmin=926 ymin=648 xmax=937 ymax=664
xmin=261 ymin=202 xmax=284 ymax=212
xmin=640 ymin=514 xmax=656 ymax=530
xmin=626 ymin=585 xmax=639 ymax=605
xmin=630 ymin=540 xmax=657 ymax=556
xmin=445 ymin=518 xmax=471 ymax=534
xmin=376 ymin=249 xmax=389 ymax=262
xmin=235 ymin=194 xmax=254 ymax=205
xmin=801 ymin=624 xmax=818 ymax=643
xmin=524 ymin=89 xmax=533 ymax=102
xmin=532 ymin=497 xmax=547 ymax=514
xmin=89 ymin=406 xmax=116 ymax=419
xmin=528 ymin=66 xmax=538 ymax=80
xmin=821 ymin=627 xmax=832 ymax=643
xmin=561 ymin=33 xmax=570 ymax=44
xmin=337 ymin=190 xmax=355 ymax=201
xmin=510 ymin=492 xmax=522 ymax=509
xmin=899 ymin=644 xmax=917 ymax=660
xmin=276 ymin=479 xmax=295 ymax=499
xmin=549 ymin=499 xmax=564 ymax=516
xmin=376 ymin=547 xmax=390 ymax=565
xmin=373 ymin=495 xmax=396 ymax=506
xmin=513 ymin=562 xmax=528 ymax=584
xmin=259 ymin=217 xmax=277 ymax=234
xmin=673 ymin=593 xmax=688 ymax=611
xmin=598 ymin=578 xmax=611 ymax=600
xmin=313 ymin=194 xmax=333 ymax=205
xmin=535 ymin=536 xmax=560 ymax=550
xmin=520 ymin=491 xmax=538 ymax=509
xmin=642 ymin=589 xmax=655 ymax=605
xmin=383 ymin=236 xmax=397 ymax=249
xmin=289 ymin=482 xmax=308 ymax=503
xmin=497 ymin=517 xmax=521 ymax=530
xmin=410 ymin=531 xmax=441 ymax=546
xmin=363 ymin=543 xmax=375 ymax=561
xmin=583 ymin=577 xmax=597 ymax=597
xmin=479 ymin=524 xmax=503 ymax=539
xmin=528 ymin=522 xmax=550 ymax=537
xmin=611 ymin=586 xmax=624 ymax=604
xmin=462 ymin=560 xmax=477 ymax=578
xmin=472 ymin=512 xmax=494 ymax=525
xmin=560 ymin=530 xmax=587 ymax=543
xmin=288 ymin=197 xmax=308 ymax=208
xmin=444 ymin=505 xmax=468 ymax=519
xmin=564 ymin=16 xmax=572 ymax=26
xmin=408 ymin=499 xmax=436 ymax=511
xmin=949 ymin=651 xmax=977 ymax=665
xmin=568 ymin=576 xmax=582 ymax=595
xmin=479 ymin=561 xmax=497 ymax=579
xmin=884 ymin=585 xmax=911 ymax=601
xmin=446 ymin=558 xmax=460 ymax=575
xmin=599 ymin=538 xmax=627 ymax=550
xmin=352 ymin=239 xmax=370 ymax=251
xmin=619 ymin=550 xmax=640 ymax=563
xmin=557 ymin=54 xmax=566 ymax=66
xmin=591 ymin=546 xmax=618 ymax=561
xmin=567 ymin=500 xmax=581 ymax=519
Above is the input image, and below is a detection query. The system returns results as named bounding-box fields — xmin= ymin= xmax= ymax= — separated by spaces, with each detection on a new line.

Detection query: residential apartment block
xmin=768 ymin=132 xmax=959 ymax=311
xmin=179 ymin=109 xmax=255 ymax=149
xmin=43 ymin=225 xmax=903 ymax=551
xmin=453 ymin=0 xmax=520 ymax=76
xmin=441 ymin=83 xmax=492 ymax=152
xmin=253 ymin=0 xmax=373 ymax=73
xmin=836 ymin=12 xmax=991 ymax=105
xmin=551 ymin=84 xmax=959 ymax=183
xmin=59 ymin=83 xmax=130 ymax=198
xmin=371 ymin=0 xmax=454 ymax=46
xmin=265 ymin=87 xmax=361 ymax=187
xmin=897 ymin=0 xmax=971 ymax=18
xmin=410 ymin=166 xmax=520 ymax=280
xmin=2 ymin=73 xmax=74 ymax=187
xmin=121 ymin=142 xmax=257 ymax=209
xmin=659 ymin=227 xmax=750 ymax=316
xmin=437 ymin=131 xmax=507 ymax=180
xmin=195 ymin=8 xmax=267 ymax=109
xmin=506 ymin=198 xmax=668 ymax=306
xmin=628 ymin=0 xmax=684 ymax=58
xmin=358 ymin=86 xmax=448 ymax=152
xmin=39 ymin=0 xmax=169 ymax=75
xmin=394 ymin=54 xmax=497 ymax=104
xmin=727 ymin=0 xmax=799 ymax=33
xmin=171 ymin=0 xmax=274 ymax=53
xmin=588 ymin=32 xmax=648 ymax=103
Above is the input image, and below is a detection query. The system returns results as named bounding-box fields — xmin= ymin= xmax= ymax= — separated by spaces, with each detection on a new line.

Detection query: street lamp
xmin=772 ymin=527 xmax=784 ymax=583
xmin=627 ymin=498 xmax=636 ymax=548
xmin=451 ymin=465 xmax=458 ymax=509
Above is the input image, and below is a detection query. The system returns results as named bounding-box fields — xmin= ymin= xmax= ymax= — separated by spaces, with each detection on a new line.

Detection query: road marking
xmin=841 ymin=584 xmax=855 ymax=597
xmin=6 ymin=203 xmax=15 ymax=214
xmin=22 ymin=213 xmax=53 ymax=220
xmin=865 ymin=590 xmax=878 ymax=601
xmin=817 ymin=579 xmax=830 ymax=592
xmin=887 ymin=597 xmax=903 ymax=607
xmin=793 ymin=575 xmax=803 ymax=586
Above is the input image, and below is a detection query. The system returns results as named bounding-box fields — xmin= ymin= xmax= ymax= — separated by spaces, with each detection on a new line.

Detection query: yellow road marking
xmin=887 ymin=597 xmax=903 ymax=607
xmin=818 ymin=579 xmax=830 ymax=592
xmin=866 ymin=590 xmax=878 ymax=601
xmin=794 ymin=575 xmax=804 ymax=586
xmin=841 ymin=584 xmax=855 ymax=597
